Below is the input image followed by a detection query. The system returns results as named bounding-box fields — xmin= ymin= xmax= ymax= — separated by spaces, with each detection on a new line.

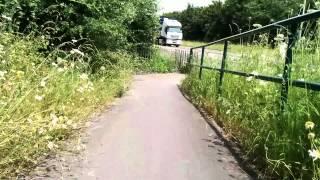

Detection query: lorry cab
xmin=158 ymin=17 xmax=183 ymax=47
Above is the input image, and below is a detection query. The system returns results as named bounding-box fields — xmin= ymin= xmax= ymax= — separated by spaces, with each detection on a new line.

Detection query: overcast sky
xmin=158 ymin=0 xmax=213 ymax=14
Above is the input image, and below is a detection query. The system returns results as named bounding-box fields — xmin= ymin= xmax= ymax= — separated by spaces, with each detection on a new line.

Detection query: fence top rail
xmin=191 ymin=10 xmax=320 ymax=50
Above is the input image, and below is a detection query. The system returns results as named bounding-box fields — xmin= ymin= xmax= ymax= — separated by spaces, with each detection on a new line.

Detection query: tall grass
xmin=181 ymin=29 xmax=320 ymax=178
xmin=134 ymin=49 xmax=177 ymax=73
xmin=0 ymin=33 xmax=133 ymax=177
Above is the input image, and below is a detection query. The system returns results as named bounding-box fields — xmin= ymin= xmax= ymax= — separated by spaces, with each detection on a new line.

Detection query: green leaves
xmin=1 ymin=0 xmax=158 ymax=51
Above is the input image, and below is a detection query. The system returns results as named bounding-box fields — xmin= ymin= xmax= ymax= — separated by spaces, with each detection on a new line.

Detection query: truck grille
xmin=170 ymin=35 xmax=179 ymax=39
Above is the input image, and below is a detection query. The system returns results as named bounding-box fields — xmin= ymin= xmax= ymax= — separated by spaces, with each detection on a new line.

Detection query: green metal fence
xmin=187 ymin=10 xmax=320 ymax=110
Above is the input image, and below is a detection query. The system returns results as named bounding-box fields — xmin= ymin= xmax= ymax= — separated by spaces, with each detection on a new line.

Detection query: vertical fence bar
xmin=199 ymin=47 xmax=205 ymax=79
xmin=218 ymin=41 xmax=229 ymax=95
xmin=280 ymin=26 xmax=298 ymax=110
xmin=179 ymin=50 xmax=183 ymax=69
xmin=187 ymin=49 xmax=193 ymax=73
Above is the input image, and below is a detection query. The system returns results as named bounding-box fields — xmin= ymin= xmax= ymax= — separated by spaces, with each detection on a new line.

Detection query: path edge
xmin=178 ymin=85 xmax=262 ymax=180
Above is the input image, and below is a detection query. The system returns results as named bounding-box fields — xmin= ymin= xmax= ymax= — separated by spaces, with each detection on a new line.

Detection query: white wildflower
xmin=27 ymin=118 xmax=32 ymax=123
xmin=87 ymin=81 xmax=94 ymax=91
xmin=0 ymin=44 xmax=4 ymax=54
xmin=57 ymin=57 xmax=67 ymax=66
xmin=80 ymin=73 xmax=89 ymax=81
xmin=35 ymin=95 xmax=44 ymax=101
xmin=246 ymin=76 xmax=254 ymax=82
xmin=274 ymin=34 xmax=285 ymax=42
xmin=305 ymin=121 xmax=315 ymax=130
xmin=38 ymin=127 xmax=45 ymax=135
xmin=77 ymin=86 xmax=85 ymax=93
xmin=0 ymin=70 xmax=7 ymax=80
xmin=259 ymin=81 xmax=268 ymax=86
xmin=1 ymin=15 xmax=12 ymax=21
xmin=251 ymin=71 xmax=259 ymax=76
xmin=52 ymin=62 xmax=58 ymax=68
xmin=100 ymin=66 xmax=106 ymax=71
xmin=50 ymin=113 xmax=59 ymax=126
xmin=307 ymin=9 xmax=318 ymax=13
xmin=66 ymin=120 xmax=73 ymax=126
xmin=70 ymin=49 xmax=84 ymax=56
xmin=40 ymin=79 xmax=47 ymax=88
xmin=253 ymin=24 xmax=262 ymax=29
xmin=279 ymin=42 xmax=288 ymax=59
xmin=57 ymin=68 xmax=64 ymax=72
xmin=308 ymin=133 xmax=316 ymax=140
xmin=308 ymin=149 xmax=320 ymax=161
xmin=47 ymin=141 xmax=57 ymax=150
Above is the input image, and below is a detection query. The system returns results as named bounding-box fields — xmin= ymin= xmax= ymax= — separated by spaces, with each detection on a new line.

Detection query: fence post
xmin=199 ymin=47 xmax=205 ymax=79
xmin=218 ymin=41 xmax=229 ymax=95
xmin=280 ymin=25 xmax=298 ymax=110
xmin=187 ymin=49 xmax=193 ymax=73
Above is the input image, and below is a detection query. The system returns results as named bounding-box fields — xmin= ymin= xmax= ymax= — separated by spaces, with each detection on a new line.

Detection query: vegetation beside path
xmin=0 ymin=0 xmax=175 ymax=177
xmin=181 ymin=32 xmax=320 ymax=179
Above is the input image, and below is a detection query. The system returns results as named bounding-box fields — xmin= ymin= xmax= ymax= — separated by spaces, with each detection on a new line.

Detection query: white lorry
xmin=158 ymin=17 xmax=183 ymax=47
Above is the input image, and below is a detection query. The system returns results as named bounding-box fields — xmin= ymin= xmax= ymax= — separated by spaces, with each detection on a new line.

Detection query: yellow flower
xmin=305 ymin=121 xmax=315 ymax=130
xmin=16 ymin=70 xmax=25 ymax=79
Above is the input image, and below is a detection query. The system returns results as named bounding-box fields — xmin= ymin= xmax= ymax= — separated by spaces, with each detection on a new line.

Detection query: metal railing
xmin=188 ymin=10 xmax=320 ymax=110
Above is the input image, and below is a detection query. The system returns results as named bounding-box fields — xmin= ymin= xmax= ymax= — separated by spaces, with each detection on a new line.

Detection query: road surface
xmin=32 ymin=74 xmax=250 ymax=180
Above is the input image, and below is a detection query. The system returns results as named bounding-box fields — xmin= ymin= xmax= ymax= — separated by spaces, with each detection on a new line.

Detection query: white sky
xmin=158 ymin=0 xmax=213 ymax=14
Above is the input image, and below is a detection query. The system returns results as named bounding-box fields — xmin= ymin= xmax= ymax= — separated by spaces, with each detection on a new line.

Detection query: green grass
xmin=135 ymin=49 xmax=177 ymax=73
xmin=0 ymin=33 xmax=177 ymax=177
xmin=181 ymin=35 xmax=320 ymax=179
xmin=183 ymin=40 xmax=276 ymax=55
xmin=0 ymin=34 xmax=134 ymax=177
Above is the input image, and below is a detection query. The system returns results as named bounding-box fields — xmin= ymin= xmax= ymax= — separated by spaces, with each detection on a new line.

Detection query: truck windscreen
xmin=167 ymin=28 xmax=182 ymax=33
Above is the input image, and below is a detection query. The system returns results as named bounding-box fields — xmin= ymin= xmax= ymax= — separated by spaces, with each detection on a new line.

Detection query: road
xmin=32 ymin=74 xmax=250 ymax=180
xmin=158 ymin=45 xmax=240 ymax=61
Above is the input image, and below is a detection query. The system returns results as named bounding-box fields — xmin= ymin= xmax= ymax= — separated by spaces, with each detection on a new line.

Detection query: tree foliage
xmin=0 ymin=0 xmax=158 ymax=51
xmin=164 ymin=0 xmax=311 ymax=42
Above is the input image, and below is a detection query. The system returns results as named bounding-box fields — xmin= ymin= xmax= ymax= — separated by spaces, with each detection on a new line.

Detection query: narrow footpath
xmin=36 ymin=74 xmax=251 ymax=180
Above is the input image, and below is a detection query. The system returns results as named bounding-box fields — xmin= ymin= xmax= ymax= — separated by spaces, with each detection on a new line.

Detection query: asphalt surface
xmin=59 ymin=73 xmax=250 ymax=180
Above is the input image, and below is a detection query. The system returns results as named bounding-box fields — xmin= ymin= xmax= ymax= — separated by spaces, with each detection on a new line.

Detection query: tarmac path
xmin=73 ymin=74 xmax=250 ymax=180
xmin=32 ymin=74 xmax=250 ymax=180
